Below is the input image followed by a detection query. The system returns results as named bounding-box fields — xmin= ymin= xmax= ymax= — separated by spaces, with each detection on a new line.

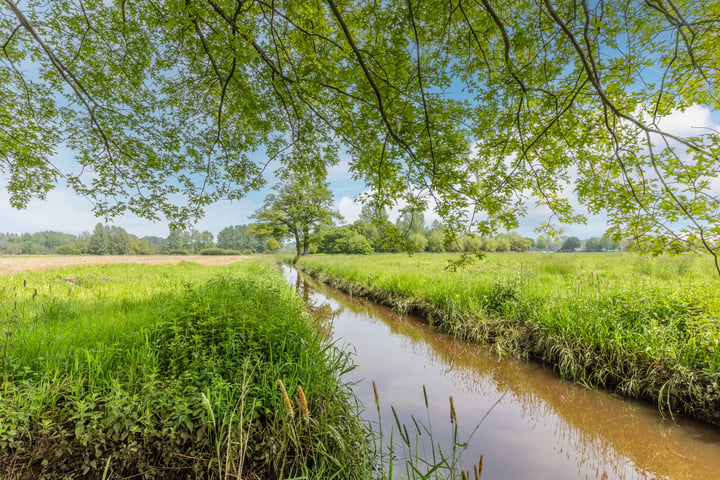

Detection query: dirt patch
xmin=0 ymin=255 xmax=252 ymax=275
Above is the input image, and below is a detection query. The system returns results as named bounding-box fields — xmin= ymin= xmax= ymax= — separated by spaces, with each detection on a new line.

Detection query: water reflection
xmin=283 ymin=266 xmax=720 ymax=479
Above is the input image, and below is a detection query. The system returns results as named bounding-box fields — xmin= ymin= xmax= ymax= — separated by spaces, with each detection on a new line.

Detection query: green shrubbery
xmin=55 ymin=245 xmax=82 ymax=255
xmin=199 ymin=247 xmax=233 ymax=255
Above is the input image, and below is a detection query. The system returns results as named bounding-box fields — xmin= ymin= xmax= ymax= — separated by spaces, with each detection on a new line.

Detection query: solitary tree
xmin=561 ymin=237 xmax=582 ymax=252
xmin=253 ymin=179 xmax=338 ymax=256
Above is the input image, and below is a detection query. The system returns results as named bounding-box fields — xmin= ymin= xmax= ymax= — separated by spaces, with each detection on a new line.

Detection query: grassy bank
xmin=0 ymin=259 xmax=368 ymax=479
xmin=296 ymin=253 xmax=720 ymax=425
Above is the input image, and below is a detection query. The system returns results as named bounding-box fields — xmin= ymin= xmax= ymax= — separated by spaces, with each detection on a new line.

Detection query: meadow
xmin=296 ymin=252 xmax=720 ymax=425
xmin=0 ymin=258 xmax=369 ymax=479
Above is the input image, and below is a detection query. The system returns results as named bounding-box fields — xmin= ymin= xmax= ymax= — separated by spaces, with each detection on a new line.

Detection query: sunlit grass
xmin=0 ymin=259 xmax=369 ymax=479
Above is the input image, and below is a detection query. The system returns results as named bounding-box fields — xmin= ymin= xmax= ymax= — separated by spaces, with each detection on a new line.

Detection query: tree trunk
xmin=294 ymin=231 xmax=301 ymax=257
xmin=302 ymin=226 xmax=309 ymax=255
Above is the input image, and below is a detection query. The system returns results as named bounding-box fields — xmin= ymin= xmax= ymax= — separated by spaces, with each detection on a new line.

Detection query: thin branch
xmin=2 ymin=0 xmax=120 ymax=170
xmin=646 ymin=131 xmax=720 ymax=273
xmin=325 ymin=0 xmax=419 ymax=165
xmin=206 ymin=0 xmax=296 ymax=83
xmin=476 ymin=0 xmax=528 ymax=92
xmin=542 ymin=0 xmax=711 ymax=156
xmin=407 ymin=0 xmax=437 ymax=180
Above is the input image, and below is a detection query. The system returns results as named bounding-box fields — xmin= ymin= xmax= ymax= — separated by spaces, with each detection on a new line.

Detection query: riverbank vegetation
xmin=0 ymin=259 xmax=368 ymax=479
xmin=296 ymin=253 xmax=720 ymax=425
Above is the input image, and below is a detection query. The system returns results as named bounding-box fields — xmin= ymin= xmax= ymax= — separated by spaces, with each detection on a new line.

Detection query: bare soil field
xmin=0 ymin=255 xmax=252 ymax=275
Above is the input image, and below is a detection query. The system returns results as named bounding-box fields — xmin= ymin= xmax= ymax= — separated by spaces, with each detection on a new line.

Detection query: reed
xmin=370 ymin=383 xmax=494 ymax=479
xmin=278 ymin=379 xmax=295 ymax=417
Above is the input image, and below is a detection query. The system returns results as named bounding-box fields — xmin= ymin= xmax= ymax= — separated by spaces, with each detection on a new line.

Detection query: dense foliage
xmin=217 ymin=224 xmax=267 ymax=253
xmin=1 ymin=0 xmax=718 ymax=264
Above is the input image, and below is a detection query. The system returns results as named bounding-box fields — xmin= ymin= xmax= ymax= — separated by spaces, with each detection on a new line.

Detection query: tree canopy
xmin=1 ymin=0 xmax=718 ymax=269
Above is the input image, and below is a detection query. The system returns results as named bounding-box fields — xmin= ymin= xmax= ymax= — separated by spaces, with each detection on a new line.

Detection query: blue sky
xmin=2 ymin=106 xmax=716 ymax=241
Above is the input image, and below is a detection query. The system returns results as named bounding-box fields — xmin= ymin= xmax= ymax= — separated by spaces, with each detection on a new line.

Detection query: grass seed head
xmin=278 ymin=379 xmax=294 ymax=417
xmin=297 ymin=384 xmax=309 ymax=420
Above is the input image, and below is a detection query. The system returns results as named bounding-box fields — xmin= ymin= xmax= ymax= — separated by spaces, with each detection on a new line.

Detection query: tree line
xmin=249 ymin=177 xmax=623 ymax=256
xmin=0 ymin=222 xmax=619 ymax=257
xmin=0 ymin=177 xmax=624 ymax=256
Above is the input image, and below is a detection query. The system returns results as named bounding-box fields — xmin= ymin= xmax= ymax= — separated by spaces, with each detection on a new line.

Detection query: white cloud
xmin=337 ymin=196 xmax=362 ymax=224
xmin=0 ymin=184 xmax=97 ymax=235
xmin=656 ymin=104 xmax=719 ymax=137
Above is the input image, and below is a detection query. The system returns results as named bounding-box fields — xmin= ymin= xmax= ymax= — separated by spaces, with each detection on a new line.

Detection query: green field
xmin=297 ymin=252 xmax=720 ymax=424
xmin=0 ymin=259 xmax=368 ymax=479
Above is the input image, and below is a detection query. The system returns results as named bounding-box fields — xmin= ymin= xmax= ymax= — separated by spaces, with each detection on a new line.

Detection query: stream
xmin=282 ymin=265 xmax=720 ymax=479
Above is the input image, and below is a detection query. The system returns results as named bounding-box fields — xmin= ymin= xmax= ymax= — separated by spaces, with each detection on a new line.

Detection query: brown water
xmin=283 ymin=266 xmax=720 ymax=479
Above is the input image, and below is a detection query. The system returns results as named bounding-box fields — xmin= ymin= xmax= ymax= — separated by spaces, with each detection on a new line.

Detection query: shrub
xmin=347 ymin=233 xmax=374 ymax=254
xmin=56 ymin=245 xmax=82 ymax=255
xmin=199 ymin=247 xmax=227 ymax=255
xmin=264 ymin=237 xmax=281 ymax=253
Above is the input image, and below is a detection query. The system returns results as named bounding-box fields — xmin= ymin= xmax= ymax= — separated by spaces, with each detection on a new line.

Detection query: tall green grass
xmin=296 ymin=253 xmax=720 ymax=425
xmin=1 ymin=260 xmax=369 ymax=479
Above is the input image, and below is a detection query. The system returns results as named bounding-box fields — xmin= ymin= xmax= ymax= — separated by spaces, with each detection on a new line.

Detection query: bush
xmin=264 ymin=237 xmax=281 ymax=253
xmin=199 ymin=247 xmax=227 ymax=255
xmin=166 ymin=249 xmax=189 ymax=255
xmin=56 ymin=245 xmax=82 ymax=255
xmin=347 ymin=233 xmax=374 ymax=254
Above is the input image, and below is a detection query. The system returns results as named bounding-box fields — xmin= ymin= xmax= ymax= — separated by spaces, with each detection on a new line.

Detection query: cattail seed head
xmin=449 ymin=396 xmax=457 ymax=424
xmin=278 ymin=379 xmax=294 ymax=417
xmin=297 ymin=384 xmax=309 ymax=420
